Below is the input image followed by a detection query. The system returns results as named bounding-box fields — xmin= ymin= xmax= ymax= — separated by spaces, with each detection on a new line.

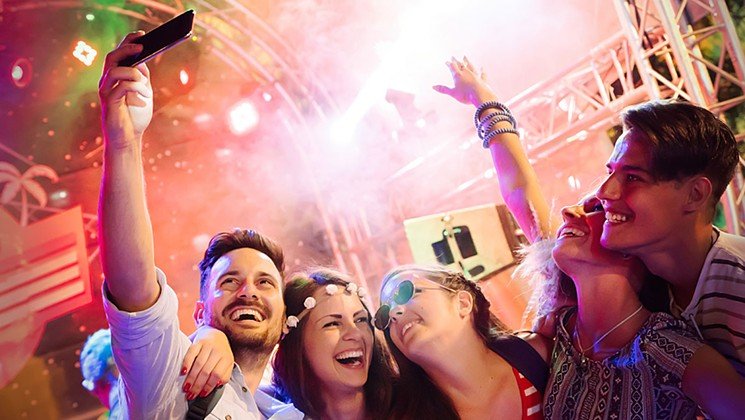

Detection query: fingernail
xmin=186 ymin=393 xmax=194 ymax=400
xmin=200 ymin=389 xmax=210 ymax=397
xmin=183 ymin=383 xmax=191 ymax=392
xmin=181 ymin=367 xmax=187 ymax=375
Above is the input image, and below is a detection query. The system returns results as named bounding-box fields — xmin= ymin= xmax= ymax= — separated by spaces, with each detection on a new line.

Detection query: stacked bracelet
xmin=474 ymin=101 xmax=519 ymax=149
xmin=482 ymin=127 xmax=520 ymax=148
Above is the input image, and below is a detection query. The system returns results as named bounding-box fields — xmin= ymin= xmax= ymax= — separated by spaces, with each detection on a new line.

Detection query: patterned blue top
xmin=544 ymin=307 xmax=704 ymax=420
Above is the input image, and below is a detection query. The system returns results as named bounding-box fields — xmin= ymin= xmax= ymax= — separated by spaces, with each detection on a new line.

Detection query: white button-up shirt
xmin=103 ymin=269 xmax=304 ymax=420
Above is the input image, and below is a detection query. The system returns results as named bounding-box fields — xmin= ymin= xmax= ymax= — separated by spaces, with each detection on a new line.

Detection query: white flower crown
xmin=282 ymin=283 xmax=368 ymax=336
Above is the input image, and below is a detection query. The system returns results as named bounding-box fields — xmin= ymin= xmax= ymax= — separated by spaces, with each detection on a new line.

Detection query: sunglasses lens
xmin=374 ymin=305 xmax=391 ymax=330
xmin=393 ymin=280 xmax=415 ymax=305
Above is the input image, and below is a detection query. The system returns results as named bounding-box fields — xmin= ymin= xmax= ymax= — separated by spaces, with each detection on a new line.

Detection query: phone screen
xmin=120 ymin=10 xmax=195 ymax=67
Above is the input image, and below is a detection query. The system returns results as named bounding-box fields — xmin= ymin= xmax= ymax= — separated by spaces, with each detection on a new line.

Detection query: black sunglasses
xmin=373 ymin=279 xmax=457 ymax=330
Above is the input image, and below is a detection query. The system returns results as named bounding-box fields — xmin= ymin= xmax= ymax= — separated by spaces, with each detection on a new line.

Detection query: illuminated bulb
xmin=72 ymin=41 xmax=97 ymax=66
xmin=228 ymin=100 xmax=259 ymax=135
xmin=11 ymin=65 xmax=23 ymax=82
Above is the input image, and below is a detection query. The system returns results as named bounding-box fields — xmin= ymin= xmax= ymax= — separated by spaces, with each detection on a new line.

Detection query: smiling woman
xmin=272 ymin=268 xmax=395 ymax=420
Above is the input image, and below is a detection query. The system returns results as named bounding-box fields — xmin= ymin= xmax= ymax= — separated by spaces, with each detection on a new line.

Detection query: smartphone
xmin=119 ymin=9 xmax=195 ymax=67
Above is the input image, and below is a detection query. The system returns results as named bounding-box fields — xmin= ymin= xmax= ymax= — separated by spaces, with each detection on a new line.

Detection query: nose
xmin=389 ymin=305 xmax=406 ymax=324
xmin=561 ymin=204 xmax=584 ymax=222
xmin=341 ymin=319 xmax=366 ymax=341
xmin=596 ymin=173 xmax=620 ymax=201
xmin=237 ymin=281 xmax=258 ymax=300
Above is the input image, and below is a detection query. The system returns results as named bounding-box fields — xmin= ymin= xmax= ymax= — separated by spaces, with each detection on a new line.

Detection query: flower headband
xmin=283 ymin=283 xmax=368 ymax=335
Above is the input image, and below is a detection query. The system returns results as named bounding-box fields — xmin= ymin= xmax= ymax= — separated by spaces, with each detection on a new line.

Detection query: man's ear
xmin=193 ymin=301 xmax=206 ymax=327
xmin=457 ymin=290 xmax=474 ymax=318
xmin=684 ymin=176 xmax=713 ymax=213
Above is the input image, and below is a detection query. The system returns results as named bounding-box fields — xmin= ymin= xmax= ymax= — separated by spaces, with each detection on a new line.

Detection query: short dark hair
xmin=621 ymin=101 xmax=738 ymax=211
xmin=380 ymin=265 xmax=511 ymax=420
xmin=197 ymin=229 xmax=285 ymax=300
xmin=272 ymin=268 xmax=395 ymax=419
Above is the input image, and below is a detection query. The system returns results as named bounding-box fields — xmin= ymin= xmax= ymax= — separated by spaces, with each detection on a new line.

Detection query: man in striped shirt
xmin=594 ymin=101 xmax=745 ymax=376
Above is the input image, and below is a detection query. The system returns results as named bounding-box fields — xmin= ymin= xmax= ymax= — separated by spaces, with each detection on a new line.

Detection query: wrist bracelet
xmin=474 ymin=101 xmax=510 ymax=129
xmin=482 ymin=127 xmax=520 ymax=148
xmin=479 ymin=114 xmax=515 ymax=138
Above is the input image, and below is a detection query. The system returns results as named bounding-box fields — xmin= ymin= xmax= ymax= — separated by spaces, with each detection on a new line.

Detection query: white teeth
xmin=336 ymin=350 xmax=363 ymax=360
xmin=561 ymin=227 xmax=586 ymax=238
xmin=401 ymin=321 xmax=418 ymax=336
xmin=231 ymin=308 xmax=264 ymax=322
xmin=605 ymin=212 xmax=628 ymax=223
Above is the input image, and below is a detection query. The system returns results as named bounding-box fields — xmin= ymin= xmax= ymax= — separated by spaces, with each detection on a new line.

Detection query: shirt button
xmin=242 ymin=386 xmax=248 ymax=393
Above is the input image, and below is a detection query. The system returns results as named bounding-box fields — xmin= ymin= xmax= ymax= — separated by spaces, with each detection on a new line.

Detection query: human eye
xmin=220 ymin=278 xmax=239 ymax=290
xmin=625 ymin=173 xmax=642 ymax=182
xmin=258 ymin=277 xmax=277 ymax=288
xmin=355 ymin=315 xmax=369 ymax=324
xmin=323 ymin=320 xmax=341 ymax=328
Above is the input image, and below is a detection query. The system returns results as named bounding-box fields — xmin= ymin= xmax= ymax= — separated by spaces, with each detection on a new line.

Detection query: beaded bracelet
xmin=482 ymin=127 xmax=520 ymax=148
xmin=479 ymin=114 xmax=514 ymax=136
xmin=473 ymin=101 xmax=510 ymax=129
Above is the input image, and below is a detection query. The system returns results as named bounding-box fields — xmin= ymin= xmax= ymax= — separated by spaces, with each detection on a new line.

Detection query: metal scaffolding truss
xmin=332 ymin=0 xmax=745 ymax=287
xmin=506 ymin=0 xmax=745 ymax=233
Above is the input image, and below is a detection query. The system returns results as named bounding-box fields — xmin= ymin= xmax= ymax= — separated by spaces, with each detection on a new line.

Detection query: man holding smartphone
xmin=97 ymin=32 xmax=303 ymax=419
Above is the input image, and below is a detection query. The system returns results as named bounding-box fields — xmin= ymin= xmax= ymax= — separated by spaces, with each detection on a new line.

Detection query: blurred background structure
xmin=0 ymin=0 xmax=743 ymax=417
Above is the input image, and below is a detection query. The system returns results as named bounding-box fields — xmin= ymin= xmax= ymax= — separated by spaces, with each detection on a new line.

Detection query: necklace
xmin=574 ymin=304 xmax=644 ymax=355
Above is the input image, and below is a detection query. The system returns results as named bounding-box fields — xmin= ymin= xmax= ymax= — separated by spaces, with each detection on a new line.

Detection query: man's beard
xmin=207 ymin=301 xmax=282 ymax=355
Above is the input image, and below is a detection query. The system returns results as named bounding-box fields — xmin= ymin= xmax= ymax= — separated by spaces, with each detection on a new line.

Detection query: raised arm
xmin=98 ymin=32 xmax=159 ymax=311
xmin=433 ymin=57 xmax=558 ymax=243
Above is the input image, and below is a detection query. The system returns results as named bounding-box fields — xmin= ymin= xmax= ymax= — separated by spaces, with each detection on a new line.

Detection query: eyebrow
xmin=217 ymin=270 xmax=279 ymax=282
xmin=606 ymin=163 xmax=652 ymax=174
xmin=218 ymin=270 xmax=241 ymax=280
xmin=316 ymin=310 xmax=368 ymax=324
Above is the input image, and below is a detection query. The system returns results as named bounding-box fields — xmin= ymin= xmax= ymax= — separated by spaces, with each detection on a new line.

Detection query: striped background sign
xmin=0 ymin=206 xmax=92 ymax=331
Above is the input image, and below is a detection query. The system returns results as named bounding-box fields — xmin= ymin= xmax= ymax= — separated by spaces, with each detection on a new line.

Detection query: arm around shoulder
xmin=682 ymin=345 xmax=745 ymax=419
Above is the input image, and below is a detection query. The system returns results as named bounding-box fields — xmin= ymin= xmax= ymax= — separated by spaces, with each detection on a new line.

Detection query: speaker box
xmin=403 ymin=204 xmax=527 ymax=281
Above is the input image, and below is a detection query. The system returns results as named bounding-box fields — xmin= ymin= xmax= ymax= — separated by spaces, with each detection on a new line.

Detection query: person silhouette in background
xmin=80 ymin=329 xmax=121 ymax=419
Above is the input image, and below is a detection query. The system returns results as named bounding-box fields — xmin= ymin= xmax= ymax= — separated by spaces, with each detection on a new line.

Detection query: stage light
xmin=193 ymin=113 xmax=212 ymax=124
xmin=85 ymin=13 xmax=95 ymax=21
xmin=568 ymin=175 xmax=581 ymax=190
xmin=9 ymin=57 xmax=32 ymax=88
xmin=179 ymin=69 xmax=189 ymax=85
xmin=73 ymin=41 xmax=97 ymax=66
xmin=228 ymin=99 xmax=259 ymax=135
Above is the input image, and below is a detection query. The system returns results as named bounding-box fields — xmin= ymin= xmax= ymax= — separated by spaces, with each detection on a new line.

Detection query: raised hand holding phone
xmin=119 ymin=9 xmax=195 ymax=67
xmin=99 ymin=33 xmax=154 ymax=150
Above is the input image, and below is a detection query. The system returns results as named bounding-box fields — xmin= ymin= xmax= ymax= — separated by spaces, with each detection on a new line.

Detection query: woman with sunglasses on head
xmin=376 ymin=265 xmax=550 ymax=420
xmin=181 ymin=268 xmax=396 ymax=420
xmin=432 ymin=56 xmax=745 ymax=419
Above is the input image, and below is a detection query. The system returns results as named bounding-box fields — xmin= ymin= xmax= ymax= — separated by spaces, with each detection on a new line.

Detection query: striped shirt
xmin=512 ymin=367 xmax=543 ymax=419
xmin=671 ymin=228 xmax=745 ymax=377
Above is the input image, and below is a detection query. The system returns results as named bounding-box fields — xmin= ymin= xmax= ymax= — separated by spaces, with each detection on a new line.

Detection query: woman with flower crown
xmin=182 ymin=268 xmax=395 ymax=420
xmin=426 ymin=55 xmax=745 ymax=419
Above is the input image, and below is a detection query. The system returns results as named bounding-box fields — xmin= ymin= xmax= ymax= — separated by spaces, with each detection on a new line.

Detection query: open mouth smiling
xmin=229 ymin=308 xmax=265 ymax=322
xmin=335 ymin=349 xmax=364 ymax=367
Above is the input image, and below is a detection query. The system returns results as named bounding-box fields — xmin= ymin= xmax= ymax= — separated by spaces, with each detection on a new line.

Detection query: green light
xmin=86 ymin=13 xmax=95 ymax=21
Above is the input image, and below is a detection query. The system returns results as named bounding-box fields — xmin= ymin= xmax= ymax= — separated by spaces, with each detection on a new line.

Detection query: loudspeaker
xmin=403 ymin=204 xmax=527 ymax=281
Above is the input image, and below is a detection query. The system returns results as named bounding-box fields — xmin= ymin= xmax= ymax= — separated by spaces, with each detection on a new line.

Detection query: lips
xmin=557 ymin=226 xmax=587 ymax=238
xmin=228 ymin=307 xmax=265 ymax=322
xmin=605 ymin=210 xmax=630 ymax=224
xmin=400 ymin=320 xmax=420 ymax=338
xmin=335 ymin=349 xmax=365 ymax=367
